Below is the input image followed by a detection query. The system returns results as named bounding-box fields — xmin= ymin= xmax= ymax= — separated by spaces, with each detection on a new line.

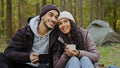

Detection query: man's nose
xmin=51 ymin=17 xmax=56 ymax=21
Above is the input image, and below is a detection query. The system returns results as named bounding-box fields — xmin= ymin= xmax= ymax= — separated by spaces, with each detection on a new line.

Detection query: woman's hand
xmin=72 ymin=50 xmax=80 ymax=57
xmin=64 ymin=46 xmax=74 ymax=57
xmin=64 ymin=46 xmax=80 ymax=57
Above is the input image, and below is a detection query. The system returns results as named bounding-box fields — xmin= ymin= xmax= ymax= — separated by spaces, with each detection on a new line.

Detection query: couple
xmin=0 ymin=4 xmax=99 ymax=68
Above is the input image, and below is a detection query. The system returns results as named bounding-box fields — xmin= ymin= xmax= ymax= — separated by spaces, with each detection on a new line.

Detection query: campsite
xmin=0 ymin=0 xmax=120 ymax=68
xmin=87 ymin=20 xmax=120 ymax=46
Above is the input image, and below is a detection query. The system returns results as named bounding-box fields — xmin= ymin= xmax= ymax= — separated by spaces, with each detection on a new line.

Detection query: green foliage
xmin=0 ymin=0 xmax=120 ymax=42
xmin=82 ymin=0 xmax=91 ymax=28
xmin=0 ymin=38 xmax=7 ymax=52
xmin=97 ymin=43 xmax=120 ymax=67
xmin=116 ymin=20 xmax=120 ymax=33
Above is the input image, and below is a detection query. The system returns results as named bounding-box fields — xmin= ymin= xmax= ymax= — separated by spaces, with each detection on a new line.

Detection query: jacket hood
xmin=29 ymin=16 xmax=40 ymax=36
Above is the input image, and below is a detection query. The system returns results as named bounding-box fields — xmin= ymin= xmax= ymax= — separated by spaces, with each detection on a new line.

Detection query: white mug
xmin=67 ymin=44 xmax=76 ymax=50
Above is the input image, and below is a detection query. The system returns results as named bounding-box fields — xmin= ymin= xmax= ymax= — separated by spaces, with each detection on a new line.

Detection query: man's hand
xmin=30 ymin=52 xmax=39 ymax=64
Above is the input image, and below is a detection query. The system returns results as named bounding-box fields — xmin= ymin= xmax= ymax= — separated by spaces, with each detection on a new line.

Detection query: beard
xmin=45 ymin=24 xmax=53 ymax=30
xmin=43 ymin=21 xmax=54 ymax=30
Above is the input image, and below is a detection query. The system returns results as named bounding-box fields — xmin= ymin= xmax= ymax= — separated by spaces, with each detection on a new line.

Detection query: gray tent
xmin=87 ymin=20 xmax=120 ymax=46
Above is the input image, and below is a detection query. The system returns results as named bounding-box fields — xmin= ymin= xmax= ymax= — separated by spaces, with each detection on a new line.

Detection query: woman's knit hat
xmin=40 ymin=4 xmax=60 ymax=18
xmin=58 ymin=11 xmax=75 ymax=22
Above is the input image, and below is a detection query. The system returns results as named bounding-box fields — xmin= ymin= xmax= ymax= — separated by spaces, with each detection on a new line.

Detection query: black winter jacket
xmin=4 ymin=17 xmax=58 ymax=68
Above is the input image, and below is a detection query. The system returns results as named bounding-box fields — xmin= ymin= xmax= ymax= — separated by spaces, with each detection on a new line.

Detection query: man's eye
xmin=55 ymin=16 xmax=58 ymax=20
xmin=48 ymin=13 xmax=53 ymax=17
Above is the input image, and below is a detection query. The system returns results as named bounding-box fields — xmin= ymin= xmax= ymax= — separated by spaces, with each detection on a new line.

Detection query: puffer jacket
xmin=52 ymin=28 xmax=100 ymax=68
xmin=4 ymin=17 xmax=59 ymax=68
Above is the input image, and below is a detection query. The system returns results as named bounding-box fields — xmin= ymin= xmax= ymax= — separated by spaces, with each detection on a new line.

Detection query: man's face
xmin=41 ymin=10 xmax=59 ymax=30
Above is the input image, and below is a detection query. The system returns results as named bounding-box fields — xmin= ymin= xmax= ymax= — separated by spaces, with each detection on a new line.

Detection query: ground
xmin=0 ymin=39 xmax=120 ymax=67
xmin=97 ymin=43 xmax=120 ymax=67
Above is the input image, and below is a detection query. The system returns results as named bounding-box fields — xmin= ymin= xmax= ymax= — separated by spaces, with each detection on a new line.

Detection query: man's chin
xmin=46 ymin=26 xmax=54 ymax=30
xmin=47 ymin=27 xmax=53 ymax=30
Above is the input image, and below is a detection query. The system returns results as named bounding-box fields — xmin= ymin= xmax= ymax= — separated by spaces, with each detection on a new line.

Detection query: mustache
xmin=51 ymin=20 xmax=56 ymax=24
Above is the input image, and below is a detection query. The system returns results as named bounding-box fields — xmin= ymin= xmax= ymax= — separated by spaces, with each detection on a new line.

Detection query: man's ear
xmin=41 ymin=16 xmax=43 ymax=20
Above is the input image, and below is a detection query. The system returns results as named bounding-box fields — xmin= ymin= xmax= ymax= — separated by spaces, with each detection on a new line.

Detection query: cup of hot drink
xmin=67 ymin=44 xmax=76 ymax=50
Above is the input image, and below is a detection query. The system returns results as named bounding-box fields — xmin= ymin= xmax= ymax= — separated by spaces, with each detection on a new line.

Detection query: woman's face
xmin=58 ymin=18 xmax=71 ymax=34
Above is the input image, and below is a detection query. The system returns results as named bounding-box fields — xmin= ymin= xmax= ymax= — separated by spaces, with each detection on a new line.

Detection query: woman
xmin=52 ymin=11 xmax=100 ymax=68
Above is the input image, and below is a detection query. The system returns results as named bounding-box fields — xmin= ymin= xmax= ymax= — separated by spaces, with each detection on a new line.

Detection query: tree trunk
xmin=6 ymin=0 xmax=12 ymax=41
xmin=18 ymin=0 xmax=22 ymax=28
xmin=95 ymin=0 xmax=99 ymax=19
xmin=100 ymin=0 xmax=105 ymax=20
xmin=60 ymin=0 xmax=66 ymax=11
xmin=90 ymin=0 xmax=93 ymax=22
xmin=70 ymin=0 xmax=73 ymax=13
xmin=51 ymin=0 xmax=54 ymax=4
xmin=67 ymin=0 xmax=71 ymax=12
xmin=60 ymin=0 xmax=63 ymax=11
xmin=1 ymin=0 xmax=4 ymax=32
xmin=113 ymin=0 xmax=117 ymax=31
xmin=63 ymin=0 xmax=66 ymax=10
xmin=79 ymin=0 xmax=82 ymax=27
xmin=36 ymin=2 xmax=40 ymax=15
xmin=42 ymin=0 xmax=46 ymax=7
xmin=73 ymin=0 xmax=76 ymax=22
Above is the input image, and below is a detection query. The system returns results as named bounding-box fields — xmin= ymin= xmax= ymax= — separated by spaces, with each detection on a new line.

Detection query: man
xmin=0 ymin=4 xmax=60 ymax=68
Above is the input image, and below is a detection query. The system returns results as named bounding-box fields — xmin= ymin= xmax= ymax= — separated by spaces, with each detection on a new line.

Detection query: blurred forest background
xmin=0 ymin=0 xmax=120 ymax=67
xmin=0 ymin=0 xmax=120 ymax=42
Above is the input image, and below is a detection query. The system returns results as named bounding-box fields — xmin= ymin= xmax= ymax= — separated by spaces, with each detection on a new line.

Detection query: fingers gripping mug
xmin=67 ymin=44 xmax=76 ymax=50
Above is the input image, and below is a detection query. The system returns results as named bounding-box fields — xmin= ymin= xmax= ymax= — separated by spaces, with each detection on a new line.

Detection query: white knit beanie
xmin=58 ymin=11 xmax=75 ymax=22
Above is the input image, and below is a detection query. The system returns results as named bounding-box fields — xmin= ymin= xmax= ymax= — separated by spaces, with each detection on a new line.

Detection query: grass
xmin=97 ymin=43 xmax=120 ymax=67
xmin=0 ymin=39 xmax=120 ymax=67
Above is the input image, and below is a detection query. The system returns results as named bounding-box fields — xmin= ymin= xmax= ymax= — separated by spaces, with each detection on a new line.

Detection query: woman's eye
xmin=59 ymin=22 xmax=62 ymax=25
xmin=64 ymin=20 xmax=68 ymax=23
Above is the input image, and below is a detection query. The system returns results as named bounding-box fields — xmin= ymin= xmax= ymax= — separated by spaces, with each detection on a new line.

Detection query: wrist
xmin=62 ymin=53 xmax=70 ymax=60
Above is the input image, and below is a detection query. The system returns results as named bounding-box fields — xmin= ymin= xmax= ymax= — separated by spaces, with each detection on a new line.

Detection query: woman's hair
xmin=60 ymin=19 xmax=84 ymax=50
xmin=53 ymin=19 xmax=85 ymax=56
